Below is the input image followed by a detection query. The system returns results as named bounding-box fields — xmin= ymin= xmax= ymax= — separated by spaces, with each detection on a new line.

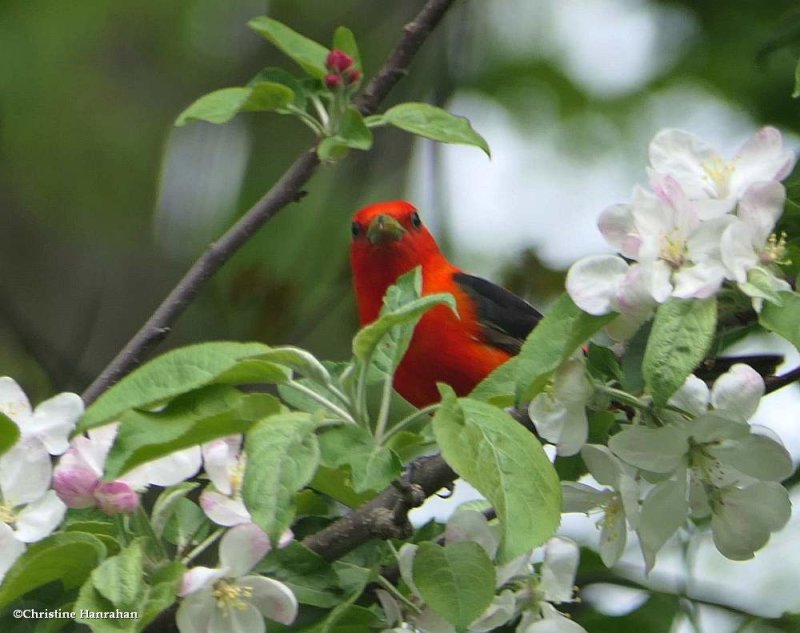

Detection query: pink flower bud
xmin=325 ymin=49 xmax=353 ymax=73
xmin=53 ymin=467 xmax=99 ymax=508
xmin=324 ymin=73 xmax=342 ymax=89
xmin=344 ymin=69 xmax=362 ymax=86
xmin=94 ymin=481 xmax=139 ymax=515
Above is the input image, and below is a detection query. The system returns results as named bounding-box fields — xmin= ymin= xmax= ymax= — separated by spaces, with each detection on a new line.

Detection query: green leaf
xmin=242 ymin=81 xmax=294 ymax=112
xmin=760 ymin=291 xmax=800 ymax=350
xmin=163 ymin=498 xmax=209 ymax=549
xmin=643 ymin=298 xmax=717 ymax=407
xmin=256 ymin=542 xmax=343 ymax=607
xmin=383 ymin=103 xmax=491 ymax=157
xmin=151 ymin=482 xmax=200 ymax=538
xmin=353 ymin=267 xmax=456 ymax=370
xmin=0 ymin=532 xmax=106 ymax=609
xmin=432 ymin=388 xmax=561 ymax=562
xmin=175 ymin=87 xmax=251 ymax=126
xmin=318 ymin=425 xmax=403 ymax=493
xmin=103 ymin=387 xmax=280 ymax=480
xmin=248 ymin=16 xmax=330 ymax=78
xmin=243 ymin=412 xmax=320 ymax=544
xmin=140 ymin=562 xmax=185 ymax=630
xmin=469 ymin=356 xmax=520 ymax=406
xmin=412 ymin=541 xmax=495 ymax=631
xmin=92 ymin=541 xmax=146 ymax=611
xmin=249 ymin=67 xmax=307 ymax=109
xmin=318 ymin=107 xmax=373 ymax=160
xmin=0 ymin=412 xmax=20 ymax=457
xmin=309 ymin=465 xmax=374 ymax=508
xmin=79 ymin=341 xmax=270 ymax=432
xmin=515 ymin=293 xmax=616 ymax=404
xmin=256 ymin=346 xmax=332 ymax=385
xmin=332 ymin=26 xmax=361 ymax=70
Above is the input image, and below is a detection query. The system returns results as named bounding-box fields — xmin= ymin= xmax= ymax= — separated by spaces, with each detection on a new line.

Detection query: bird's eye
xmin=351 ymin=221 xmax=361 ymax=238
xmin=410 ymin=212 xmax=422 ymax=228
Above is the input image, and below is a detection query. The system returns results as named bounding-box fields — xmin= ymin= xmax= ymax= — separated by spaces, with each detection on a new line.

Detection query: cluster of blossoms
xmin=323 ymin=49 xmax=361 ymax=90
xmin=381 ymin=509 xmax=587 ymax=633
xmin=0 ymin=377 xmax=298 ymax=633
xmin=560 ymin=364 xmax=792 ymax=569
xmin=567 ymin=127 xmax=796 ymax=339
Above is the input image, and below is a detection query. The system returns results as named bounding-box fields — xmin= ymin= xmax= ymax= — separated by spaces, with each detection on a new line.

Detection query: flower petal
xmin=566 ymin=255 xmax=628 ymax=315
xmin=0 ymin=377 xmax=32 ymax=424
xmin=639 ymin=260 xmax=673 ymax=303
xmin=129 ymin=446 xmax=203 ymax=487
xmin=445 ymin=509 xmax=498 ymax=558
xmin=730 ymin=127 xmax=796 ymax=198
xmin=219 ymin=523 xmax=271 ymax=577
xmin=672 ymin=263 xmax=725 ymax=299
xmin=176 ymin=585 xmax=216 ymax=633
xmin=720 ymin=220 xmax=758 ymax=283
xmin=200 ymin=490 xmax=251 ymax=527
xmin=668 ymin=375 xmax=709 ymax=416
xmin=0 ymin=440 xmax=53 ymax=506
xmin=648 ymin=129 xmax=717 ymax=199
xmin=598 ymin=203 xmax=640 ymax=258
xmin=28 ymin=393 xmax=83 ymax=455
xmin=0 ymin=522 xmax=25 ymax=584
xmin=244 ymin=575 xmax=298 ymax=624
xmin=710 ymin=364 xmax=764 ymax=422
xmin=14 ymin=490 xmax=66 ymax=543
xmin=180 ymin=566 xmax=226 ymax=597
xmin=211 ymin=601 xmax=264 ymax=633
xmin=540 ymin=537 xmax=579 ymax=604
xmin=202 ymin=436 xmax=243 ymax=496
xmin=737 ymin=181 xmax=785 ymax=245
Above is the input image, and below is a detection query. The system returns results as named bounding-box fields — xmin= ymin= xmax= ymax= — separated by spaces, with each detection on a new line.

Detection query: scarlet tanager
xmin=350 ymin=200 xmax=542 ymax=408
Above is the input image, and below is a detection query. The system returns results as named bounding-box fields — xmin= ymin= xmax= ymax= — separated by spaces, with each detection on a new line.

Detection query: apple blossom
xmin=176 ymin=523 xmax=298 ymax=633
xmin=199 ymin=436 xmax=252 ymax=527
xmin=648 ymin=126 xmax=795 ymax=214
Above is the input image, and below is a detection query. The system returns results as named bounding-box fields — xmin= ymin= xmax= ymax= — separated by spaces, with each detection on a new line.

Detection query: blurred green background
xmin=2 ymin=0 xmax=798 ymax=400
xmin=2 ymin=0 xmax=800 ymax=628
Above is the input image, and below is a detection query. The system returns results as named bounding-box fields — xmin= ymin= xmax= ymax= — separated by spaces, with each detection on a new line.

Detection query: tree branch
xmin=302 ymin=454 xmax=455 ymax=561
xmin=81 ymin=0 xmax=458 ymax=405
xmin=764 ymin=364 xmax=800 ymax=394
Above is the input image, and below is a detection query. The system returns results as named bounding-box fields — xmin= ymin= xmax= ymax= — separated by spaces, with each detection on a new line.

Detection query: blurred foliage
xmin=3 ymin=0 xmax=800 ymax=407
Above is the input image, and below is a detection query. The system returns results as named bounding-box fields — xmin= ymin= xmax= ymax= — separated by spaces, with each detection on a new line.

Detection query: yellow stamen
xmin=760 ymin=232 xmax=789 ymax=265
xmin=660 ymin=230 xmax=687 ymax=268
xmin=0 ymin=502 xmax=16 ymax=526
xmin=701 ymin=156 xmax=734 ymax=197
xmin=213 ymin=580 xmax=253 ymax=612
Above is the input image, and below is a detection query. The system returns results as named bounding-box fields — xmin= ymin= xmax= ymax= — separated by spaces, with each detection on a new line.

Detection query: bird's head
xmin=350 ymin=200 xmax=440 ymax=266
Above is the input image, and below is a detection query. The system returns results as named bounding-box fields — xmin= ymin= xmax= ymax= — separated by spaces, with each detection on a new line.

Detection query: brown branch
xmin=302 ymin=455 xmax=456 ymax=561
xmin=764 ymin=365 xmax=800 ymax=394
xmin=81 ymin=0 xmax=458 ymax=405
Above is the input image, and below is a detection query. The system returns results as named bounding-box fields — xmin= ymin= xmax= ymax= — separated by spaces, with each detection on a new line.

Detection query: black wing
xmin=453 ymin=272 xmax=543 ymax=356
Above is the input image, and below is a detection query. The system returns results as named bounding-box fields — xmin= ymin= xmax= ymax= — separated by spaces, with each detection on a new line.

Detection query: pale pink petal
xmin=648 ymin=129 xmax=717 ymax=199
xmin=219 ymin=523 xmax=272 ymax=576
xmin=176 ymin=584 xmax=215 ymax=632
xmin=27 ymin=393 xmax=83 ymax=455
xmin=540 ymin=537 xmax=580 ymax=604
xmin=0 ymin=441 xmax=52 ymax=506
xmin=672 ymin=263 xmax=725 ymax=299
xmin=0 ymin=522 xmax=25 ymax=584
xmin=0 ymin=377 xmax=32 ymax=423
xmin=277 ymin=529 xmax=294 ymax=549
xmin=566 ymin=255 xmax=628 ymax=315
xmin=721 ymin=221 xmax=758 ymax=283
xmin=669 ymin=375 xmax=709 ymax=416
xmin=244 ymin=575 xmax=298 ymax=624
xmin=52 ymin=463 xmax=100 ymax=508
xmin=210 ymin=601 xmax=263 ymax=633
xmin=200 ymin=490 xmax=251 ymax=527
xmin=730 ymin=127 xmax=796 ymax=198
xmin=202 ymin=436 xmax=243 ymax=495
xmin=598 ymin=203 xmax=640 ymax=258
xmin=180 ymin=566 xmax=226 ymax=597
xmin=737 ymin=181 xmax=785 ymax=245
xmin=94 ymin=481 xmax=139 ymax=515
xmin=639 ymin=260 xmax=672 ymax=303
xmin=136 ymin=446 xmax=203 ymax=487
xmin=710 ymin=364 xmax=765 ymax=421
xmin=14 ymin=491 xmax=66 ymax=543
xmin=687 ymin=216 xmax=732 ymax=262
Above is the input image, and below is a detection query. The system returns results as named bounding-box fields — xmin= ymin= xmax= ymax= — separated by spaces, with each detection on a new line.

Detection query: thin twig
xmin=764 ymin=365 xmax=800 ymax=394
xmin=82 ymin=0 xmax=458 ymax=405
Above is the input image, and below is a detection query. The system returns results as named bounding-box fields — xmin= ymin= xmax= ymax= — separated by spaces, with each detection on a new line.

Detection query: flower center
xmin=229 ymin=455 xmax=246 ymax=497
xmin=0 ymin=501 xmax=17 ymax=526
xmin=213 ymin=580 xmax=253 ymax=612
xmin=660 ymin=230 xmax=687 ymax=268
xmin=701 ymin=156 xmax=734 ymax=197
xmin=760 ymin=232 xmax=789 ymax=266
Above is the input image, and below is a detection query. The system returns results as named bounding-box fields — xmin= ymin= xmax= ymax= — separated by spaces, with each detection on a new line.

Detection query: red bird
xmin=350 ymin=201 xmax=542 ymax=408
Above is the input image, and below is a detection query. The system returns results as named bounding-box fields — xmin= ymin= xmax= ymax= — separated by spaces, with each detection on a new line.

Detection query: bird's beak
xmin=366 ymin=214 xmax=406 ymax=245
